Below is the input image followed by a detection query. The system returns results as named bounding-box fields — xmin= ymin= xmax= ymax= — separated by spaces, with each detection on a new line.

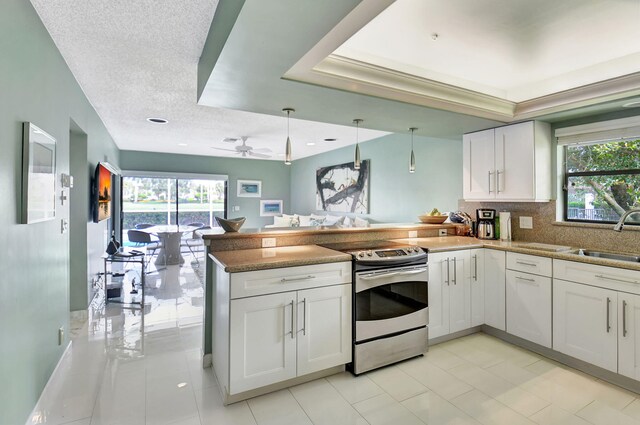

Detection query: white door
xmin=495 ymin=122 xmax=535 ymax=200
xmin=553 ymin=279 xmax=618 ymax=372
xmin=449 ymin=250 xmax=471 ymax=334
xmin=429 ymin=252 xmax=450 ymax=339
xmin=506 ymin=270 xmax=552 ymax=348
xmin=470 ymin=249 xmax=485 ymax=327
xmin=297 ymin=284 xmax=352 ymax=376
xmin=619 ymin=294 xmax=640 ymax=379
xmin=484 ymin=249 xmax=506 ymax=331
xmin=463 ymin=129 xmax=495 ymax=200
xmin=229 ymin=292 xmax=297 ymax=393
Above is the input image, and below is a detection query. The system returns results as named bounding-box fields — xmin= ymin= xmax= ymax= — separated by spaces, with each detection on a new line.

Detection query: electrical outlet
xmin=262 ymin=238 xmax=276 ymax=248
xmin=439 ymin=229 xmax=448 ymax=236
xmin=519 ymin=216 xmax=533 ymax=229
xmin=408 ymin=230 xmax=418 ymax=238
xmin=58 ymin=327 xmax=64 ymax=346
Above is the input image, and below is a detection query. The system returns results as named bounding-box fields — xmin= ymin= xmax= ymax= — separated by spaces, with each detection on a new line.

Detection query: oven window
xmin=356 ymin=281 xmax=427 ymax=321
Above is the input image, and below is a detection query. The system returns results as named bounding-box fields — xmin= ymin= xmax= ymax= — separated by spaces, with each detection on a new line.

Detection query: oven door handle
xmin=358 ymin=271 xmax=400 ymax=280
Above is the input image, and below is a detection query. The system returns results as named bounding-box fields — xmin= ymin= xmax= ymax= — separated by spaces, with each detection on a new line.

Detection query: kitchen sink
xmin=572 ymin=250 xmax=640 ymax=263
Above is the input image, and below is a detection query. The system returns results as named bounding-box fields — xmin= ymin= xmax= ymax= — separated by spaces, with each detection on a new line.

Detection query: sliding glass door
xmin=121 ymin=176 xmax=226 ymax=241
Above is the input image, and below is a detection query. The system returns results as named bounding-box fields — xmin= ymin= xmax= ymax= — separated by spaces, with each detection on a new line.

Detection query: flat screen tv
xmin=93 ymin=162 xmax=113 ymax=223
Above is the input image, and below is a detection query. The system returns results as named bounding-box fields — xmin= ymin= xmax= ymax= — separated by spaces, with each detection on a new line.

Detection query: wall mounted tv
xmin=93 ymin=162 xmax=116 ymax=223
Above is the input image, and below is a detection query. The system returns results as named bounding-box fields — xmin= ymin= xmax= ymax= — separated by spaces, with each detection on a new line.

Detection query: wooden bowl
xmin=215 ymin=217 xmax=246 ymax=232
xmin=418 ymin=214 xmax=448 ymax=224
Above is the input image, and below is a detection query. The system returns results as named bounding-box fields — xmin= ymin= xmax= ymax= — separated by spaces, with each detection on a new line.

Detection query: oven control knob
xmin=366 ymin=251 xmax=373 ymax=257
xmin=358 ymin=252 xmax=365 ymax=258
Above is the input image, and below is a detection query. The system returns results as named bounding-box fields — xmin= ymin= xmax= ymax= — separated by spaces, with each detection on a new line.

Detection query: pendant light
xmin=353 ymin=119 xmax=363 ymax=170
xmin=409 ymin=127 xmax=417 ymax=173
xmin=282 ymin=108 xmax=295 ymax=165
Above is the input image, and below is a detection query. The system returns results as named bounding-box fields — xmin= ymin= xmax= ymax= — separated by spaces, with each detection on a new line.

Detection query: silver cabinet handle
xmin=302 ymin=298 xmax=307 ymax=336
xmin=516 ymin=261 xmax=537 ymax=267
xmin=445 ymin=258 xmax=450 ymax=286
xmin=496 ymin=170 xmax=502 ymax=193
xmin=281 ymin=275 xmax=316 ymax=283
xmin=515 ymin=275 xmax=537 ymax=284
xmin=595 ymin=274 xmax=640 ymax=285
xmin=623 ymin=300 xmax=628 ymax=337
xmin=290 ymin=300 xmax=295 ymax=339
xmin=488 ymin=171 xmax=493 ymax=193
xmin=472 ymin=255 xmax=478 ymax=281
xmin=452 ymin=257 xmax=457 ymax=285
xmin=606 ymin=297 xmax=611 ymax=333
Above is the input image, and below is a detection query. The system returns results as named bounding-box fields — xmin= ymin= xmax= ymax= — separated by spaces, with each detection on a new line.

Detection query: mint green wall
xmin=0 ymin=1 xmax=119 ymax=423
xmin=290 ymin=134 xmax=463 ymax=222
xmin=119 ymin=151 xmax=291 ymax=228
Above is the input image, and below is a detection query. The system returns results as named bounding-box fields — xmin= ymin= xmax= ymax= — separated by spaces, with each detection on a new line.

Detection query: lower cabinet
xmin=429 ymin=250 xmax=471 ymax=339
xmin=484 ymin=249 xmax=506 ymax=331
xmin=228 ymin=283 xmax=351 ymax=395
xmin=553 ymin=279 xmax=618 ymax=372
xmin=618 ymin=293 xmax=640 ymax=380
xmin=506 ymin=270 xmax=551 ymax=347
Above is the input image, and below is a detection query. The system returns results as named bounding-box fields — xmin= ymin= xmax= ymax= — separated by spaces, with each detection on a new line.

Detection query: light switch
xmin=519 ymin=216 xmax=533 ymax=229
xmin=61 ymin=218 xmax=68 ymax=234
xmin=233 ymin=206 xmax=240 ymax=212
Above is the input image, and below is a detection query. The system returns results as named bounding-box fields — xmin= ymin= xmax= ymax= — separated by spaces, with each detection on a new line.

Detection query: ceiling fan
xmin=213 ymin=136 xmax=272 ymax=159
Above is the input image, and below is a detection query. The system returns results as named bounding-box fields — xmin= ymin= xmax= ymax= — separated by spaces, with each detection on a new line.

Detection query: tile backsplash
xmin=459 ymin=200 xmax=640 ymax=254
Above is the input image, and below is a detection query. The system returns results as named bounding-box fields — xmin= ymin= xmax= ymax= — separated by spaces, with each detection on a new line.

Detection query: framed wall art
xmin=22 ymin=122 xmax=57 ymax=224
xmin=237 ymin=179 xmax=262 ymax=197
xmin=260 ymin=200 xmax=283 ymax=216
xmin=316 ymin=160 xmax=369 ymax=214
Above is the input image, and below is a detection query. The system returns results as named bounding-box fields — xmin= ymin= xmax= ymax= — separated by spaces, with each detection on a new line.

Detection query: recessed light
xmin=177 ymin=143 xmax=188 ymax=147
xmin=324 ymin=138 xmax=337 ymax=142
xmin=306 ymin=142 xmax=316 ymax=146
xmin=622 ymin=101 xmax=640 ymax=108
xmin=147 ymin=117 xmax=168 ymax=124
xmin=177 ymin=382 xmax=187 ymax=388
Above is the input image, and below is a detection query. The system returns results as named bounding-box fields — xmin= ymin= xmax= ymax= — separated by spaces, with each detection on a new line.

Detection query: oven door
xmin=355 ymin=265 xmax=428 ymax=342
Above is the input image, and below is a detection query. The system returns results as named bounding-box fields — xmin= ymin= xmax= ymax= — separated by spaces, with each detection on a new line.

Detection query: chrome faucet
xmin=613 ymin=209 xmax=640 ymax=232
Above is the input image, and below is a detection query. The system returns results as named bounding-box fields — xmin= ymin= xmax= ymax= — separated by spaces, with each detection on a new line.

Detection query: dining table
xmin=141 ymin=225 xmax=200 ymax=267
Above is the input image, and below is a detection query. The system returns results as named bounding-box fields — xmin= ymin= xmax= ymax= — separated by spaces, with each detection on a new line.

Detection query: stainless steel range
xmin=320 ymin=241 xmax=429 ymax=374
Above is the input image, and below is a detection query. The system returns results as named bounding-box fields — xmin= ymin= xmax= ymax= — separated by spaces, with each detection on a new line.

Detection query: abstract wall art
xmin=316 ymin=160 xmax=369 ymax=213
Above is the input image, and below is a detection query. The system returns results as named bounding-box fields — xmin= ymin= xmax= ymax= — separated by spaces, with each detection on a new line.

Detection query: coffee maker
xmin=476 ymin=208 xmax=497 ymax=240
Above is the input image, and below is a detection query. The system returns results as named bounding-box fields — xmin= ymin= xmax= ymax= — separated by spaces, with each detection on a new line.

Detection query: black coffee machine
xmin=476 ymin=208 xmax=497 ymax=239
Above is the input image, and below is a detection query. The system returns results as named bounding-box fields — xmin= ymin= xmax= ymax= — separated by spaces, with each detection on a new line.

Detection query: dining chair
xmin=183 ymin=225 xmax=210 ymax=267
xmin=127 ymin=229 xmax=162 ymax=263
xmin=134 ymin=223 xmax=154 ymax=229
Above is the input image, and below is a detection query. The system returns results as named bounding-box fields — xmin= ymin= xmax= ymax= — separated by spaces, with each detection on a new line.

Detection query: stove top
xmin=320 ymin=240 xmax=427 ymax=267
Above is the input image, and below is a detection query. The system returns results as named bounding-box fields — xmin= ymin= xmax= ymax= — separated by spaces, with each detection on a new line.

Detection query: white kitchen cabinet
xmin=297 ymin=284 xmax=351 ymax=376
xmin=463 ymin=121 xmax=551 ymax=202
xmin=229 ymin=291 xmax=297 ymax=394
xmin=484 ymin=249 xmax=506 ymax=331
xmin=553 ymin=279 xmax=618 ymax=372
xmin=428 ymin=250 xmax=471 ymax=338
xmin=619 ymin=294 xmax=640 ymax=380
xmin=215 ymin=261 xmax=352 ymax=402
xmin=470 ymin=249 xmax=485 ymax=327
xmin=506 ymin=270 xmax=552 ymax=347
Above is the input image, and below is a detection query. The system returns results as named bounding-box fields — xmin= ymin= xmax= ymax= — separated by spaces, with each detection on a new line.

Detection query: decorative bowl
xmin=215 ymin=217 xmax=246 ymax=232
xmin=418 ymin=214 xmax=448 ymax=224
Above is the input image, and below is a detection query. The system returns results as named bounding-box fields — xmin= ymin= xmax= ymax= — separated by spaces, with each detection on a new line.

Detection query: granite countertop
xmin=199 ymin=223 xmax=458 ymax=240
xmin=391 ymin=236 xmax=640 ymax=272
xmin=209 ymin=245 xmax=352 ymax=273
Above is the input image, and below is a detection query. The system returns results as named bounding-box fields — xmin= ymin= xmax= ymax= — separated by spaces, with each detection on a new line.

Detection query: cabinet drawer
xmin=507 ymin=252 xmax=552 ymax=277
xmin=230 ymin=261 xmax=352 ymax=299
xmin=554 ymin=260 xmax=640 ymax=294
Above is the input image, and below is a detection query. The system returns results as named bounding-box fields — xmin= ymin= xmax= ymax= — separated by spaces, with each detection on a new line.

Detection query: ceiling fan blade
xmin=248 ymin=151 xmax=271 ymax=159
xmin=222 ymin=137 xmax=239 ymax=143
xmin=212 ymin=147 xmax=239 ymax=152
xmin=251 ymin=148 xmax=272 ymax=153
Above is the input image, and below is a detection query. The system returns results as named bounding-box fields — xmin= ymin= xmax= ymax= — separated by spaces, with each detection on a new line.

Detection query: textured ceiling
xmin=29 ymin=0 xmax=388 ymax=161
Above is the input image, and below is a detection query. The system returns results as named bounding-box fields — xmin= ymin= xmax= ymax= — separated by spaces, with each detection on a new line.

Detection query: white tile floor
xmin=27 ymin=257 xmax=640 ymax=425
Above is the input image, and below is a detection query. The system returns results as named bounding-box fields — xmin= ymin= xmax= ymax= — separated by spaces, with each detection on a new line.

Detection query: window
xmin=563 ymin=139 xmax=640 ymax=224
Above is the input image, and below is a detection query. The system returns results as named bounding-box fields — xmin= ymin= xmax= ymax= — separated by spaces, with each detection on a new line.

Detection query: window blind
xmin=555 ymin=115 xmax=640 ymax=146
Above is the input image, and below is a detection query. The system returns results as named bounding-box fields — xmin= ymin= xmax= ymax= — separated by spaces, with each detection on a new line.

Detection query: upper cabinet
xmin=463 ymin=121 xmax=552 ymax=202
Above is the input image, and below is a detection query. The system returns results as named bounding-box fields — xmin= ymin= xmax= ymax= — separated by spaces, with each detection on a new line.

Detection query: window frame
xmin=562 ymin=144 xmax=640 ymax=224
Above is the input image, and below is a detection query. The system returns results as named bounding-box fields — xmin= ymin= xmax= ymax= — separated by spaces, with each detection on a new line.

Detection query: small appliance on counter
xmin=476 ymin=208 xmax=497 ymax=239
xmin=499 ymin=211 xmax=512 ymax=241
